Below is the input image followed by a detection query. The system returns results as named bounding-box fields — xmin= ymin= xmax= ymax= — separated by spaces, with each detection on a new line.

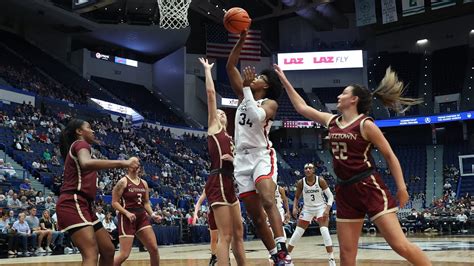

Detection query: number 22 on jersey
xmin=331 ymin=142 xmax=348 ymax=160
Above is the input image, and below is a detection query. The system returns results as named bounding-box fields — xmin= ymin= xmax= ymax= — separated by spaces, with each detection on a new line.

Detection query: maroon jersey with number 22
xmin=327 ymin=114 xmax=375 ymax=180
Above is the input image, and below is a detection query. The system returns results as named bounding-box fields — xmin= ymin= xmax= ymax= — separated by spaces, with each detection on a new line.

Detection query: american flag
xmin=206 ymin=24 xmax=261 ymax=61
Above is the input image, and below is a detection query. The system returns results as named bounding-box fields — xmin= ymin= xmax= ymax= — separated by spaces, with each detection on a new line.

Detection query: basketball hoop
xmin=157 ymin=0 xmax=192 ymax=29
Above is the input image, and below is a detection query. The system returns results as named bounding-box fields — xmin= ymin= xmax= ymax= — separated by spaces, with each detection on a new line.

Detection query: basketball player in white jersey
xmin=288 ymin=163 xmax=336 ymax=266
xmin=227 ymin=30 xmax=292 ymax=265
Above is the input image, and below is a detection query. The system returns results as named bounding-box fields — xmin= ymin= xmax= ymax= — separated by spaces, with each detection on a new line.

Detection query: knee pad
xmin=288 ymin=226 xmax=305 ymax=247
xmin=319 ymin=226 xmax=332 ymax=247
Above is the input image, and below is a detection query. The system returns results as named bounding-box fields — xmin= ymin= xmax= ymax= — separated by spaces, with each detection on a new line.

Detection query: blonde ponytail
xmin=373 ymin=67 xmax=423 ymax=113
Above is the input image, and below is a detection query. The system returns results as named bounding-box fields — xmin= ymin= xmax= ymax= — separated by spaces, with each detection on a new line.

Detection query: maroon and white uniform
xmin=118 ymin=176 xmax=151 ymax=237
xmin=327 ymin=114 xmax=397 ymax=222
xmin=205 ymin=128 xmax=238 ymax=207
xmin=56 ymin=140 xmax=100 ymax=232
xmin=208 ymin=208 xmax=217 ymax=231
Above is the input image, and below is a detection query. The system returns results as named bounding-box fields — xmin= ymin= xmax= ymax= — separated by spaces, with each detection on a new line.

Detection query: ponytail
xmin=373 ymin=67 xmax=423 ymax=113
xmin=59 ymin=119 xmax=85 ymax=160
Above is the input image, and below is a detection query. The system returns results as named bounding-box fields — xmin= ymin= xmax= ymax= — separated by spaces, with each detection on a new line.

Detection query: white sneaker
xmin=46 ymin=247 xmax=52 ymax=253
xmin=329 ymin=257 xmax=336 ymax=266
xmin=64 ymin=247 xmax=73 ymax=254
xmin=37 ymin=247 xmax=46 ymax=253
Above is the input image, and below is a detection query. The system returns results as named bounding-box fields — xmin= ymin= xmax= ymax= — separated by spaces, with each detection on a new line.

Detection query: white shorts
xmin=299 ymin=205 xmax=326 ymax=222
xmin=234 ymin=148 xmax=278 ymax=197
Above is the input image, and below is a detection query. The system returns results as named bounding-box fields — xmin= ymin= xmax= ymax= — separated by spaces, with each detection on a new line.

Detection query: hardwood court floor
xmin=0 ymin=234 xmax=472 ymax=265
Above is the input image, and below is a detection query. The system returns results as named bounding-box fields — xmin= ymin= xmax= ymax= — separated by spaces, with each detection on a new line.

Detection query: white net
xmin=157 ymin=0 xmax=192 ymax=29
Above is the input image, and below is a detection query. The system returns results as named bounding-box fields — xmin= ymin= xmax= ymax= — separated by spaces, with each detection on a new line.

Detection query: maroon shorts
xmin=208 ymin=209 xmax=217 ymax=230
xmin=118 ymin=210 xmax=151 ymax=237
xmin=56 ymin=193 xmax=100 ymax=232
xmin=335 ymin=172 xmax=398 ymax=222
xmin=205 ymin=174 xmax=238 ymax=207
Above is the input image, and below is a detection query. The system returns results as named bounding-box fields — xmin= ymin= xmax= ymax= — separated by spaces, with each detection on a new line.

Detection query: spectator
xmin=26 ymin=207 xmax=52 ymax=253
xmin=0 ymin=160 xmax=17 ymax=178
xmin=42 ymin=149 xmax=52 ymax=161
xmin=39 ymin=210 xmax=63 ymax=250
xmin=102 ymin=212 xmax=118 ymax=246
xmin=456 ymin=211 xmax=468 ymax=233
xmin=7 ymin=210 xmax=16 ymax=226
xmin=19 ymin=179 xmax=31 ymax=192
xmin=0 ymin=210 xmax=18 ymax=255
xmin=51 ymin=156 xmax=60 ymax=166
xmin=35 ymin=191 xmax=45 ymax=205
xmin=95 ymin=206 xmax=105 ymax=222
xmin=39 ymin=160 xmax=49 ymax=172
xmin=7 ymin=193 xmax=21 ymax=209
xmin=44 ymin=196 xmax=55 ymax=212
xmin=443 ymin=181 xmax=452 ymax=191
xmin=32 ymin=159 xmax=41 ymax=170
xmin=13 ymin=212 xmax=37 ymax=255
xmin=19 ymin=196 xmax=29 ymax=209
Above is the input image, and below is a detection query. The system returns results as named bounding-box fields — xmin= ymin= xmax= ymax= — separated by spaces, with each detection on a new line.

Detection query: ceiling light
xmin=416 ymin=39 xmax=428 ymax=45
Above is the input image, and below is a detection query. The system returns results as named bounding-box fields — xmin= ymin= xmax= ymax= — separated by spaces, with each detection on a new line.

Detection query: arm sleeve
xmin=323 ymin=188 xmax=334 ymax=207
xmin=242 ymin=87 xmax=266 ymax=122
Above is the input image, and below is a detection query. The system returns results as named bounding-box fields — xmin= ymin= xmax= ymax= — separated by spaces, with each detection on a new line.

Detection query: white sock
xmin=275 ymin=236 xmax=286 ymax=243
xmin=269 ymin=247 xmax=277 ymax=255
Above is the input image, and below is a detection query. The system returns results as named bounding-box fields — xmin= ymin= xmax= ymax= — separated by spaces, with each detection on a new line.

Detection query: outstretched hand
xmin=198 ymin=57 xmax=214 ymax=70
xmin=273 ymin=64 xmax=286 ymax=80
xmin=242 ymin=66 xmax=256 ymax=87
xmin=240 ymin=30 xmax=248 ymax=41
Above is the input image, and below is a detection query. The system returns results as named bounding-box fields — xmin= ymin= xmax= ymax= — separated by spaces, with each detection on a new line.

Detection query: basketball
xmin=223 ymin=7 xmax=251 ymax=34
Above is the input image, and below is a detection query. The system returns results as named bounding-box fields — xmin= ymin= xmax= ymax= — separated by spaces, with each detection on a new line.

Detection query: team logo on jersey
xmin=353 ymin=241 xmax=474 ymax=251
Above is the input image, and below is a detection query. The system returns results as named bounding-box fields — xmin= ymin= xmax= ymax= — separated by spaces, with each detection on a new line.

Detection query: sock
xmin=275 ymin=236 xmax=286 ymax=243
xmin=269 ymin=247 xmax=277 ymax=255
xmin=328 ymin=252 xmax=334 ymax=259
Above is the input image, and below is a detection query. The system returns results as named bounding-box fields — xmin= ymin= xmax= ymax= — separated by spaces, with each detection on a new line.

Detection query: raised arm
xmin=198 ymin=58 xmax=220 ymax=133
xmin=226 ymin=31 xmax=248 ymax=101
xmin=273 ymin=64 xmax=333 ymax=126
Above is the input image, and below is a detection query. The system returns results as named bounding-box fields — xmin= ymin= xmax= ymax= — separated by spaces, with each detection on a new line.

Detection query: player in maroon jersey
xmin=274 ymin=65 xmax=431 ymax=266
xmin=112 ymin=166 xmax=161 ymax=266
xmin=199 ymin=58 xmax=246 ymax=266
xmin=56 ymin=119 xmax=139 ymax=266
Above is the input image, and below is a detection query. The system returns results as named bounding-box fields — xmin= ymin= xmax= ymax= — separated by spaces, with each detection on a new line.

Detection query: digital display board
xmin=90 ymin=52 xmax=138 ymax=68
xmin=282 ymin=111 xmax=473 ymax=128
xmin=277 ymin=50 xmax=363 ymax=71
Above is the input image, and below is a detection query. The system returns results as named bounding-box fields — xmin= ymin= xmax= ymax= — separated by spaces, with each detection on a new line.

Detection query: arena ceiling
xmin=0 ymin=0 xmax=471 ymax=62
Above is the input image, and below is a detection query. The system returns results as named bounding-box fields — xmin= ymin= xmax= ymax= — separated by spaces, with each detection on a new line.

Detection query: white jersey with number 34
xmin=234 ymin=98 xmax=273 ymax=152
